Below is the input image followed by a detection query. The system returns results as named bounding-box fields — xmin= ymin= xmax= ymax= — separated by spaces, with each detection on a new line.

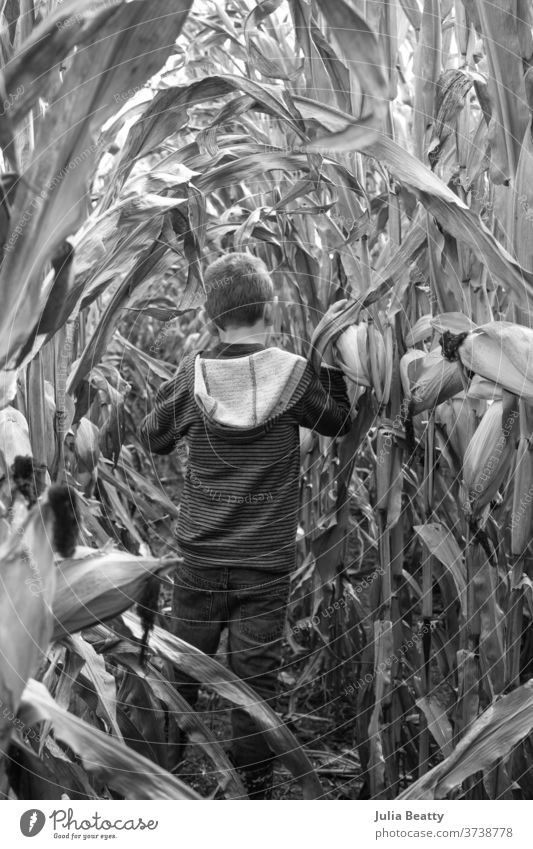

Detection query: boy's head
xmin=204 ymin=253 xmax=274 ymax=330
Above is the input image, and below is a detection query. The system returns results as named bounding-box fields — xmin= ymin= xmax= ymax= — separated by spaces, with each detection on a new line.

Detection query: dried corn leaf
xmin=400 ymin=679 xmax=533 ymax=799
xmin=121 ymin=611 xmax=323 ymax=800
xmin=18 ymin=679 xmax=199 ymax=799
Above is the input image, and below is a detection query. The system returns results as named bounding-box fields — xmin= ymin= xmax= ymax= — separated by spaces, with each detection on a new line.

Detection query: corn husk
xmin=466 ymin=375 xmax=502 ymax=402
xmin=74 ymin=416 xmax=100 ymax=472
xmin=0 ymin=504 xmax=56 ymax=753
xmin=299 ymin=426 xmax=316 ymax=464
xmin=43 ymin=380 xmax=57 ymax=470
xmin=435 ymin=395 xmax=477 ymax=464
xmin=431 ymin=312 xmax=477 ymax=335
xmin=334 ymin=323 xmax=371 ymax=386
xmin=458 ymin=322 xmax=533 ymax=401
xmin=510 ymin=404 xmax=533 ymax=556
xmin=400 ymin=349 xmax=426 ymax=396
xmin=0 ymin=406 xmax=32 ymax=468
xmin=511 ymin=436 xmax=533 ymax=556
xmin=462 ymin=399 xmax=520 ymax=518
xmin=402 ymin=346 xmax=463 ymax=414
xmin=52 ymin=547 xmax=175 ymax=638
xmin=0 ymin=371 xmax=18 ymax=412
xmin=335 ymin=320 xmax=388 ymax=401
xmin=405 ymin=314 xmax=433 ymax=346
xmin=367 ymin=321 xmax=387 ymax=403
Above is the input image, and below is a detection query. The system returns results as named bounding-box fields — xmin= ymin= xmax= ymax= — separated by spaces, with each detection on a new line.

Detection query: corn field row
xmin=1 ymin=0 xmax=533 ymax=801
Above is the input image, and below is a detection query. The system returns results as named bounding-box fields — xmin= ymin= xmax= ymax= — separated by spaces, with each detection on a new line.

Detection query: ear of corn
xmin=0 ymin=371 xmax=18 ymax=411
xmin=367 ymin=321 xmax=387 ymax=403
xmin=510 ymin=436 xmax=533 ymax=556
xmin=74 ymin=417 xmax=100 ymax=472
xmin=52 ymin=548 xmax=176 ymax=638
xmin=43 ymin=380 xmax=57 ymax=470
xmin=334 ymin=323 xmax=372 ymax=386
xmin=401 ymin=347 xmax=464 ymax=414
xmin=458 ymin=323 xmax=533 ymax=401
xmin=0 ymin=504 xmax=56 ymax=751
xmin=400 ymin=349 xmax=426 ymax=396
xmin=405 ymin=314 xmax=433 ymax=346
xmin=341 ymin=317 xmax=533 ymax=410
xmin=0 ymin=406 xmax=32 ymax=467
xmin=335 ymin=321 xmax=389 ymax=402
xmin=510 ymin=403 xmax=533 ymax=556
xmin=462 ymin=399 xmax=520 ymax=519
xmin=435 ymin=395 xmax=476 ymax=464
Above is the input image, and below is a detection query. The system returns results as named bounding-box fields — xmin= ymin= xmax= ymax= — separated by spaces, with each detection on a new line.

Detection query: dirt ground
xmin=174 ymin=652 xmax=364 ymax=800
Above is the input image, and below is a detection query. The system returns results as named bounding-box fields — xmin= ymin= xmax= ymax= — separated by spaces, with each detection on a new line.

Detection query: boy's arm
xmin=292 ymin=362 xmax=352 ymax=437
xmin=292 ymin=297 xmax=353 ymax=436
xmin=139 ymin=359 xmax=191 ymax=455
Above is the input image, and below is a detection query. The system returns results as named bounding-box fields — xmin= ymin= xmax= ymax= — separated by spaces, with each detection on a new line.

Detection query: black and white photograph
xmin=0 ymin=0 xmax=532 ymax=845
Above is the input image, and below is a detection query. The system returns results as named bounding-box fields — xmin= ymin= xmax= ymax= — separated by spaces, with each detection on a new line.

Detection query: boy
xmin=140 ymin=253 xmax=352 ymax=798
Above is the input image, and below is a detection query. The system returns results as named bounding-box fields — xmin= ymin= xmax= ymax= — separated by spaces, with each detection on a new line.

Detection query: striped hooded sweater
xmin=140 ymin=342 xmax=352 ymax=573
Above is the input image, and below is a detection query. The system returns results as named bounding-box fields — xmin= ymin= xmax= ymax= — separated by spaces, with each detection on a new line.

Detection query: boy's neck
xmin=217 ymin=322 xmax=270 ymax=346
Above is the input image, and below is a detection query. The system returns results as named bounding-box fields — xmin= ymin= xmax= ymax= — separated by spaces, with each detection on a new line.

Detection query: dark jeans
xmin=169 ymin=561 xmax=290 ymax=787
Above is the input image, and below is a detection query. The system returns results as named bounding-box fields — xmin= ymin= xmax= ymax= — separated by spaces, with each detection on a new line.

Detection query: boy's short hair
xmin=204 ymin=253 xmax=274 ymax=329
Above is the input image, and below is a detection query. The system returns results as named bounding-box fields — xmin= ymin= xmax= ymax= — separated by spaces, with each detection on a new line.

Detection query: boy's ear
xmin=263 ymin=296 xmax=278 ymax=326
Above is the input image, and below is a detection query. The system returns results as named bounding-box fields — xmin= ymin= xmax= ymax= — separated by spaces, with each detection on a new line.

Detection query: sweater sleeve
xmin=291 ymin=363 xmax=352 ymax=437
xmin=139 ymin=359 xmax=192 ymax=455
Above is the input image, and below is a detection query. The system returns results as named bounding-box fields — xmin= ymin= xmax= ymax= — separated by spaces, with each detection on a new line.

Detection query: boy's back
xmin=140 ymin=339 xmax=351 ymax=572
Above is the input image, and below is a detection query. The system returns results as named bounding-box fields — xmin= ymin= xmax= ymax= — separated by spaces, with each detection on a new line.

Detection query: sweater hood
xmin=193 ymin=347 xmax=308 ymax=430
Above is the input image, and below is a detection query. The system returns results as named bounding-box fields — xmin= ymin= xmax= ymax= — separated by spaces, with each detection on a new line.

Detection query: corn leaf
xmin=105 ymin=74 xmax=306 ymax=203
xmin=313 ymin=0 xmax=389 ymax=122
xmin=118 ymin=654 xmax=247 ymax=799
xmin=472 ymin=0 xmax=529 ymax=181
xmin=416 ymin=695 xmax=454 ymax=757
xmin=305 ymin=132 xmax=533 ymax=309
xmin=18 ymin=679 xmax=200 ymax=799
xmin=67 ymin=217 xmax=196 ymax=396
xmin=399 ymin=679 xmax=533 ymax=798
xmin=67 ymin=635 xmax=123 ymax=740
xmin=5 ymin=0 xmax=128 ymax=126
xmin=413 ymin=0 xmax=441 ymax=160
xmin=121 ymin=611 xmax=323 ymax=800
xmin=414 ymin=522 xmax=467 ymax=617
xmin=0 ymin=0 xmax=193 ymax=368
